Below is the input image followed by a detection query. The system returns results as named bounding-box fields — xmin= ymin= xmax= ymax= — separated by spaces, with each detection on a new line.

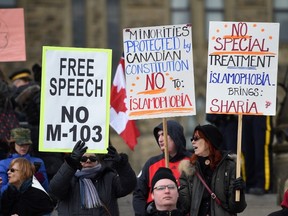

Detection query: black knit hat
xmin=194 ymin=124 xmax=223 ymax=150
xmin=151 ymin=167 xmax=177 ymax=192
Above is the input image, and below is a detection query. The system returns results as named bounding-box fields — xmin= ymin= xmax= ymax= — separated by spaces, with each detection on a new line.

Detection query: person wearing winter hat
xmin=146 ymin=167 xmax=183 ymax=216
xmin=178 ymin=124 xmax=247 ymax=216
xmin=0 ymin=128 xmax=49 ymax=194
xmin=133 ymin=120 xmax=191 ymax=216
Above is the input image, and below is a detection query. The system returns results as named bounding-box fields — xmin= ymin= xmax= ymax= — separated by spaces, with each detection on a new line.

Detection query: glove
xmin=32 ymin=63 xmax=42 ymax=85
xmin=71 ymin=140 xmax=87 ymax=162
xmin=232 ymin=177 xmax=246 ymax=191
xmin=104 ymin=145 xmax=121 ymax=163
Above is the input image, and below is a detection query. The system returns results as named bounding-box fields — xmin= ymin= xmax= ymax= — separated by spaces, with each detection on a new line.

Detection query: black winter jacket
xmin=178 ymin=153 xmax=247 ymax=216
xmin=146 ymin=202 xmax=185 ymax=216
xmin=49 ymin=154 xmax=137 ymax=216
xmin=1 ymin=178 xmax=54 ymax=216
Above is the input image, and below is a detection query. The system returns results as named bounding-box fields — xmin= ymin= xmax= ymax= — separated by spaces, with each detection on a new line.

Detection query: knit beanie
xmin=151 ymin=167 xmax=177 ymax=192
xmin=194 ymin=124 xmax=223 ymax=150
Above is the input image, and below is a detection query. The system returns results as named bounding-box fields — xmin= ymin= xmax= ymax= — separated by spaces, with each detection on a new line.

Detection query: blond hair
xmin=9 ymin=158 xmax=35 ymax=181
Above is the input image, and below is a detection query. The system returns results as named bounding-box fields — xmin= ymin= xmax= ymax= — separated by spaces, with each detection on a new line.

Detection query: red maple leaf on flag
xmin=110 ymin=56 xmax=140 ymax=150
xmin=110 ymin=85 xmax=127 ymax=113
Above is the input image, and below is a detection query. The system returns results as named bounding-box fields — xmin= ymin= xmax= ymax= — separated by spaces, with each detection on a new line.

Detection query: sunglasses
xmin=80 ymin=156 xmax=97 ymax=162
xmin=153 ymin=184 xmax=177 ymax=191
xmin=8 ymin=168 xmax=19 ymax=173
xmin=190 ymin=136 xmax=202 ymax=142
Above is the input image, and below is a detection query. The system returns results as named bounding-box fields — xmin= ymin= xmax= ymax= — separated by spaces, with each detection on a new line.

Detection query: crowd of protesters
xmin=0 ymin=66 xmax=138 ymax=215
xmin=0 ymin=65 xmax=280 ymax=215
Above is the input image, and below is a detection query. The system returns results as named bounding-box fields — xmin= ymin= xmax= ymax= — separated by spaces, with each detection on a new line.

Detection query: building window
xmin=0 ymin=0 xmax=16 ymax=7
xmin=107 ymin=0 xmax=121 ymax=74
xmin=170 ymin=0 xmax=190 ymax=24
xmin=205 ymin=0 xmax=224 ymax=39
xmin=72 ymin=0 xmax=86 ymax=47
xmin=274 ymin=0 xmax=288 ymax=43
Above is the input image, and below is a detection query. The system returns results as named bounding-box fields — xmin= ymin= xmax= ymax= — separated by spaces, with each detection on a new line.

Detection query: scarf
xmin=75 ymin=164 xmax=102 ymax=209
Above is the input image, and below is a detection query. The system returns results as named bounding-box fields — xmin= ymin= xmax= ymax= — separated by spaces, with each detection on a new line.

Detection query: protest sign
xmin=206 ymin=21 xmax=279 ymax=116
xmin=206 ymin=21 xmax=280 ymax=201
xmin=123 ymin=24 xmax=196 ymax=120
xmin=0 ymin=8 xmax=26 ymax=62
xmin=39 ymin=46 xmax=112 ymax=153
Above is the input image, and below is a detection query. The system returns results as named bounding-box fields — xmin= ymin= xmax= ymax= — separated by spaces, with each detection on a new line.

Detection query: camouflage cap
xmin=10 ymin=128 xmax=32 ymax=145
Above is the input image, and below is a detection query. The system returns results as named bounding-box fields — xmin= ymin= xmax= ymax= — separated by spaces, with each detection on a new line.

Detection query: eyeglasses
xmin=8 ymin=168 xmax=20 ymax=173
xmin=190 ymin=136 xmax=202 ymax=142
xmin=80 ymin=156 xmax=97 ymax=162
xmin=153 ymin=184 xmax=177 ymax=191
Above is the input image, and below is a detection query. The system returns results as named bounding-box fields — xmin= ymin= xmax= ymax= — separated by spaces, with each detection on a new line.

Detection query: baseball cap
xmin=10 ymin=128 xmax=32 ymax=145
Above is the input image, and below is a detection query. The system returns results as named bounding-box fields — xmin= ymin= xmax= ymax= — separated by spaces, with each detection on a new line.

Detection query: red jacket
xmin=133 ymin=120 xmax=192 ymax=216
xmin=281 ymin=189 xmax=288 ymax=208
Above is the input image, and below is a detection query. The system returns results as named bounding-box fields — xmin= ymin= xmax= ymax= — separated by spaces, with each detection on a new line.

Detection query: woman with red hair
xmin=178 ymin=124 xmax=247 ymax=216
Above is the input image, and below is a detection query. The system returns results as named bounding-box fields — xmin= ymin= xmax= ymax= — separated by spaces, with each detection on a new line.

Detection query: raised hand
xmin=104 ymin=145 xmax=121 ymax=163
xmin=71 ymin=140 xmax=88 ymax=162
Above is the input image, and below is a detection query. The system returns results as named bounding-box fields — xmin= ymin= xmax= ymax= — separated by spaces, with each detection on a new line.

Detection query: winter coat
xmin=146 ymin=202 xmax=184 ymax=216
xmin=0 ymin=153 xmax=49 ymax=194
xmin=0 ymin=79 xmax=19 ymax=159
xmin=11 ymin=82 xmax=40 ymax=124
xmin=178 ymin=153 xmax=247 ymax=216
xmin=133 ymin=120 xmax=191 ymax=216
xmin=1 ymin=178 xmax=54 ymax=216
xmin=49 ymin=154 xmax=137 ymax=216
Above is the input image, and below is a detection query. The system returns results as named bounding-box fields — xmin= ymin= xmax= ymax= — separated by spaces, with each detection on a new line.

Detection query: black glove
xmin=232 ymin=177 xmax=246 ymax=191
xmin=104 ymin=145 xmax=121 ymax=163
xmin=71 ymin=140 xmax=87 ymax=162
xmin=32 ymin=63 xmax=42 ymax=85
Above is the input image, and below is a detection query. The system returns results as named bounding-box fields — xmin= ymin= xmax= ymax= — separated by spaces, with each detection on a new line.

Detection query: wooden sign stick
xmin=236 ymin=114 xmax=243 ymax=201
xmin=162 ymin=118 xmax=169 ymax=168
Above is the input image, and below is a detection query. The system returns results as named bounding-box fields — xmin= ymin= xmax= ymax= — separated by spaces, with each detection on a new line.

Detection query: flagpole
xmin=162 ymin=118 xmax=169 ymax=168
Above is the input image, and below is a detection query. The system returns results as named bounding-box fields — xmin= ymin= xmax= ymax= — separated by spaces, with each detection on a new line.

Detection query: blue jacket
xmin=0 ymin=153 xmax=49 ymax=195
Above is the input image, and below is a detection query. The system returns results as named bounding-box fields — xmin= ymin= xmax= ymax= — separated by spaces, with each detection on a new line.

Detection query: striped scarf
xmin=75 ymin=164 xmax=102 ymax=209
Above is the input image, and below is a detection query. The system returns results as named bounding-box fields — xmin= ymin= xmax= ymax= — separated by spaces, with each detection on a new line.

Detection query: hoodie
xmin=133 ymin=120 xmax=191 ymax=216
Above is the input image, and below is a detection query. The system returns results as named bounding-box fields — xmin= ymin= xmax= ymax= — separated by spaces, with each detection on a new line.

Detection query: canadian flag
xmin=110 ymin=56 xmax=140 ymax=150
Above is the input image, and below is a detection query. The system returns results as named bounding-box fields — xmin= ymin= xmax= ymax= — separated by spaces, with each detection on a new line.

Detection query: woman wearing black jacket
xmin=49 ymin=140 xmax=137 ymax=216
xmin=1 ymin=157 xmax=54 ymax=216
xmin=178 ymin=124 xmax=247 ymax=216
